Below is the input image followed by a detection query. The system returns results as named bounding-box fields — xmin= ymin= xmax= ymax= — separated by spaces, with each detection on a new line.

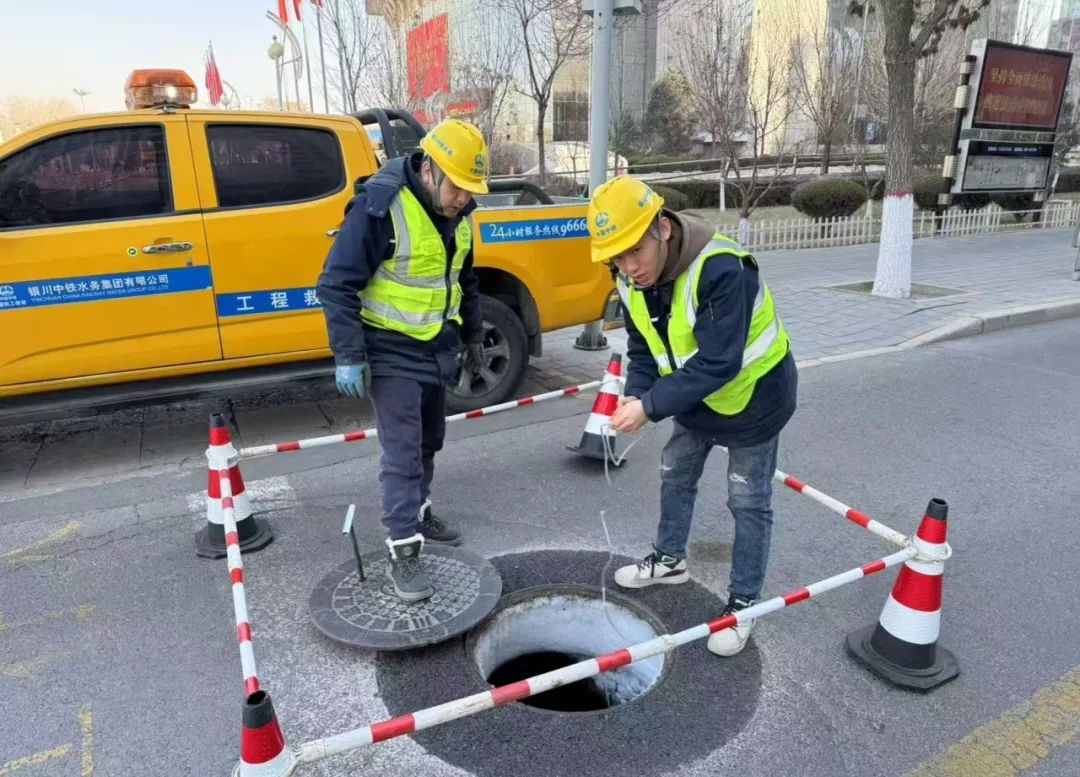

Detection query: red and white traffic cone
xmin=846 ymin=498 xmax=959 ymax=691
xmin=567 ymin=353 xmax=625 ymax=465
xmin=196 ymin=413 xmax=273 ymax=559
xmin=233 ymin=690 xmax=297 ymax=777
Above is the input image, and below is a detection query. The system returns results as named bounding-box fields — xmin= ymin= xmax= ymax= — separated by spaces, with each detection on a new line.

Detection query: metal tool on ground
xmin=846 ymin=498 xmax=959 ymax=691
xmin=341 ymin=504 xmax=365 ymax=582
xmin=567 ymin=353 xmax=626 ymax=465
xmin=196 ymin=413 xmax=273 ymax=559
xmin=238 ymin=379 xmax=602 ymax=459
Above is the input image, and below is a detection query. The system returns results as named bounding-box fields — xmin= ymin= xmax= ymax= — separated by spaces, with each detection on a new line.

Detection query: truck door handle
xmin=142 ymin=242 xmax=193 ymax=254
xmin=326 ymin=229 xmax=340 ymax=237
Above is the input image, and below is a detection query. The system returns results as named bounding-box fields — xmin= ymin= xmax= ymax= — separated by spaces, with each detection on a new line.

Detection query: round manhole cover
xmin=308 ymin=545 xmax=502 ymax=650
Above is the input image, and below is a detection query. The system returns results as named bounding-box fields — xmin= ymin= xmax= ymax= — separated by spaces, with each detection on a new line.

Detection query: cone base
xmin=196 ymin=517 xmax=274 ymax=560
xmin=232 ymin=748 xmax=298 ymax=777
xmin=845 ymin=623 xmax=959 ymax=692
xmin=566 ymin=443 xmax=626 ymax=466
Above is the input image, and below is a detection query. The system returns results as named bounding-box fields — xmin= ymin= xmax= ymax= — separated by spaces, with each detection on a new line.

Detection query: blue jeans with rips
xmin=654 ymin=421 xmax=780 ymax=601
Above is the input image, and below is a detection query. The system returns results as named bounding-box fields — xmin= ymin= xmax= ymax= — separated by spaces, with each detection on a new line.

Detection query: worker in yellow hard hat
xmin=590 ymin=175 xmax=798 ymax=657
xmin=316 ymin=117 xmax=490 ymax=602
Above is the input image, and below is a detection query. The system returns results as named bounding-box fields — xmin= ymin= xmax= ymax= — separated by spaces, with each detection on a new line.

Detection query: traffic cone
xmin=196 ymin=413 xmax=273 ymax=559
xmin=567 ymin=353 xmax=625 ymax=465
xmin=233 ymin=690 xmax=297 ymax=777
xmin=846 ymin=498 xmax=959 ymax=692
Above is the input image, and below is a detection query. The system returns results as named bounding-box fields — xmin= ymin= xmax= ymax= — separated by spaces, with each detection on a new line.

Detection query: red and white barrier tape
xmin=295 ymin=545 xmax=915 ymax=764
xmin=238 ymin=380 xmax=602 ymax=459
xmin=215 ymin=461 xmax=260 ymax=697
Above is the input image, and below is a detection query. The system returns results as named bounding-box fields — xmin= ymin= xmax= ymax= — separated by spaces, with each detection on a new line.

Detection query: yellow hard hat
xmin=419 ymin=118 xmax=490 ymax=194
xmin=587 ymin=175 xmax=665 ymax=263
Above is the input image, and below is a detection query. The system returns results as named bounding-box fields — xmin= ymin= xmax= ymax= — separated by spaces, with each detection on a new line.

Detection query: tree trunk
xmin=872 ymin=0 xmax=917 ymax=299
xmin=819 ymin=138 xmax=831 ymax=175
xmin=536 ymin=99 xmax=548 ymax=187
xmin=738 ymin=216 xmax=750 ymax=246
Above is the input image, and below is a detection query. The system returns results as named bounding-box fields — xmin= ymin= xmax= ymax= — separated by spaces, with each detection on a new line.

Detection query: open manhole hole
xmin=466 ymin=584 xmax=671 ymax=714
xmin=829 ymin=280 xmax=968 ymax=299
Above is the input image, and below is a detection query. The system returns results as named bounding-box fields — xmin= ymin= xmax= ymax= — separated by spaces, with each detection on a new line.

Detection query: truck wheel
xmin=447 ymin=295 xmax=529 ymax=413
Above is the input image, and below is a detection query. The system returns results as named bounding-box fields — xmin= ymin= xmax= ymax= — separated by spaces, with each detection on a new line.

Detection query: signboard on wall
xmin=950 ymin=39 xmax=1073 ymax=194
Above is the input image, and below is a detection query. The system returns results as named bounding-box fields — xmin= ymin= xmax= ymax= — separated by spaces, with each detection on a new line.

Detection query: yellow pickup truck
xmin=0 ymin=69 xmax=614 ymax=418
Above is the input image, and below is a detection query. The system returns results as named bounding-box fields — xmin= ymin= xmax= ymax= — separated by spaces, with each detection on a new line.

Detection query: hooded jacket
xmin=622 ymin=210 xmax=798 ymax=447
xmin=315 ymin=153 xmax=483 ymax=386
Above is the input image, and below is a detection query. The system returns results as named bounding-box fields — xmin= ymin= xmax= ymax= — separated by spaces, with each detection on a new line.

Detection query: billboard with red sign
xmin=407 ymin=15 xmax=450 ymax=102
xmin=972 ymin=40 xmax=1072 ymax=130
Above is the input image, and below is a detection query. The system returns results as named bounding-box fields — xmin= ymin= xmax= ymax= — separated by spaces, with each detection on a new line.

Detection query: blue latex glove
xmin=335 ymin=363 xmax=369 ymax=399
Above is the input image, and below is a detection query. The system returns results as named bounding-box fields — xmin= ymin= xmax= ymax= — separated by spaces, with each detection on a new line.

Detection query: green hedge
xmin=651 ymin=185 xmax=690 ymax=211
xmin=651 ymin=174 xmax=884 ymax=211
xmin=913 ymin=176 xmax=948 ymax=211
xmin=791 ymin=177 xmax=867 ymax=219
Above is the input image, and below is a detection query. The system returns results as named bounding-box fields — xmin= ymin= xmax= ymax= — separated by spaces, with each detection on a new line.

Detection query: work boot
xmin=707 ymin=594 xmax=758 ymax=657
xmin=418 ymin=500 xmax=462 ymax=546
xmin=613 ymin=550 xmax=689 ymax=589
xmin=385 ymin=534 xmax=435 ymax=602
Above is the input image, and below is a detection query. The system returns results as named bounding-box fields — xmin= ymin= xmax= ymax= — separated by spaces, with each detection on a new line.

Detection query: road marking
xmin=2 ymin=521 xmax=80 ymax=566
xmin=0 ymin=745 xmax=71 ymax=775
xmin=904 ymin=666 xmax=1080 ymax=777
xmin=0 ymin=604 xmax=95 ymax=632
xmin=186 ymin=474 xmax=298 ymax=524
xmin=80 ymin=709 xmax=93 ymax=776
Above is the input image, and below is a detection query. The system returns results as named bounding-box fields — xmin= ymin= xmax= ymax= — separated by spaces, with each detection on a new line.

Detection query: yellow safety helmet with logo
xmin=587 ymin=175 xmax=665 ymax=263
xmin=419 ymin=118 xmax=490 ymax=194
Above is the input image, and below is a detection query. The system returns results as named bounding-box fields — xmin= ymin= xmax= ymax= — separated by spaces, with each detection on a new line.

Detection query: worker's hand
xmin=618 ymin=395 xmax=635 ymax=408
xmin=335 ymin=363 xmax=369 ymax=399
xmin=465 ymin=341 xmax=486 ymax=370
xmin=611 ymin=398 xmax=648 ymax=434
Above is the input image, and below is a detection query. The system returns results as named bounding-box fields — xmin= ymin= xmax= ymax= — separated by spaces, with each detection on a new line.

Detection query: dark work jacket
xmin=315 ymin=153 xmax=483 ymax=386
xmin=623 ymin=251 xmax=798 ymax=448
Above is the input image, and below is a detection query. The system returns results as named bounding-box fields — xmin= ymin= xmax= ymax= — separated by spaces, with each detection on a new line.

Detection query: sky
xmin=0 ymin=0 xmax=323 ymax=113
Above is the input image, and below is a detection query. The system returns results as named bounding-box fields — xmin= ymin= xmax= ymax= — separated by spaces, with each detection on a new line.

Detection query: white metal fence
xmin=714 ymin=199 xmax=1080 ymax=252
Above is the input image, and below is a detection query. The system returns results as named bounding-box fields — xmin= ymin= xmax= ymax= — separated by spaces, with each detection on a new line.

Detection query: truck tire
xmin=447 ymin=295 xmax=529 ymax=413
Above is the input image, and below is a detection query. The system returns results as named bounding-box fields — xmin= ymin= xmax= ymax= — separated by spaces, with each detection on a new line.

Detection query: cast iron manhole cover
xmin=308 ymin=545 xmax=502 ymax=651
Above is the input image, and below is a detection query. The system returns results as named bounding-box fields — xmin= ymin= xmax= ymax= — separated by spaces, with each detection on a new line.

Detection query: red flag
xmin=311 ymin=0 xmax=323 ymax=6
xmin=205 ymin=46 xmax=225 ymax=106
xmin=278 ymin=0 xmax=288 ymax=23
xmin=293 ymin=0 xmax=303 ymax=20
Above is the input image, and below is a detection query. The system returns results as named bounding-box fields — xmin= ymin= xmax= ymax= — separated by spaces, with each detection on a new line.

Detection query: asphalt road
xmin=1 ymin=318 xmax=1079 ymax=777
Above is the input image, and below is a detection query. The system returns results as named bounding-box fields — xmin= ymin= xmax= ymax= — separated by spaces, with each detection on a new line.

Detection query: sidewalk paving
xmin=530 ymin=227 xmax=1080 ymax=385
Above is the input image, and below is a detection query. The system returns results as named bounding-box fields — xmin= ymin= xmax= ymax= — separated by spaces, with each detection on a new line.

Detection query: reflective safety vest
xmin=617 ymin=235 xmax=789 ymax=416
xmin=359 ymin=187 xmax=471 ymax=341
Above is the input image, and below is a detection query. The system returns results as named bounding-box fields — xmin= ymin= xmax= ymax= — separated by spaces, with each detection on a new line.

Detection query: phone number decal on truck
xmin=479 ymin=218 xmax=589 ymax=243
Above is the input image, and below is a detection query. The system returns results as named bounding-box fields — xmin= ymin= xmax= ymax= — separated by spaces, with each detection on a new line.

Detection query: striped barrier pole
xmin=238 ymin=380 xmax=602 ymax=459
xmin=213 ymin=458 xmax=261 ymax=698
xmin=294 ymin=545 xmax=916 ymax=765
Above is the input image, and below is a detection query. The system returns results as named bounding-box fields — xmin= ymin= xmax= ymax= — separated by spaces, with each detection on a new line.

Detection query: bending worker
xmin=592 ymin=176 xmax=798 ymax=657
xmin=316 ymin=119 xmax=489 ymax=603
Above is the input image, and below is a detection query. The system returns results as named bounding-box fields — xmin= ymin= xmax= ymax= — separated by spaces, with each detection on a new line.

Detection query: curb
xmin=795 ymin=297 xmax=1080 ymax=371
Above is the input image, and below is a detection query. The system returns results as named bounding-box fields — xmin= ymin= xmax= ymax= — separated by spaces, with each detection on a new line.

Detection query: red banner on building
xmin=973 ymin=41 xmax=1072 ymax=130
xmin=407 ymin=15 xmax=450 ymax=101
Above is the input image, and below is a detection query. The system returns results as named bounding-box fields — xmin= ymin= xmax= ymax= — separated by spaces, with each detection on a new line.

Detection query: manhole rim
xmin=463 ymin=582 xmax=676 ymax=717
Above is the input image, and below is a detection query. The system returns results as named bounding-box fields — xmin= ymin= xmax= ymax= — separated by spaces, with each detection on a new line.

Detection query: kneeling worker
xmin=316 ymin=119 xmax=489 ymax=602
xmin=591 ymin=176 xmax=798 ymax=656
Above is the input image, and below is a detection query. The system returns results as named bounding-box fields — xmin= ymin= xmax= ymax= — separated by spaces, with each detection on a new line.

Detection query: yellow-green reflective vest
xmin=359 ymin=187 xmax=471 ymax=341
xmin=617 ymin=235 xmax=789 ymax=416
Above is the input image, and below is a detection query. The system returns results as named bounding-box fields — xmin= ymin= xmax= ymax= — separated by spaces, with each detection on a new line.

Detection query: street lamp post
xmin=73 ymin=88 xmax=90 ymax=112
xmin=268 ymin=37 xmax=285 ymax=110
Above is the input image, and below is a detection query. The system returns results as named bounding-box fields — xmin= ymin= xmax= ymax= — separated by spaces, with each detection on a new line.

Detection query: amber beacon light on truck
xmin=124 ymin=69 xmax=197 ymax=111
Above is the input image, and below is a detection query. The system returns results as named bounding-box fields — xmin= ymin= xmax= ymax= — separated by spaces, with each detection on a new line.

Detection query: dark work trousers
xmin=369 ymin=375 xmax=447 ymax=540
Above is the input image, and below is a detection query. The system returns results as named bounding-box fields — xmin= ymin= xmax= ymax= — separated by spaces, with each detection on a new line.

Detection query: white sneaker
xmin=614 ymin=551 xmax=689 ymax=589
xmin=707 ymin=595 xmax=757 ymax=657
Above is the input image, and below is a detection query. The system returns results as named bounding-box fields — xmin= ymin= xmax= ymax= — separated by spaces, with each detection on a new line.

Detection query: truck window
xmin=206 ymin=124 xmax=344 ymax=209
xmin=0 ymin=125 xmax=171 ymax=229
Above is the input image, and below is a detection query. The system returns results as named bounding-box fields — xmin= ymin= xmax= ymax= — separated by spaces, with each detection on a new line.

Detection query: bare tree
xmin=320 ymin=0 xmax=397 ymax=113
xmin=858 ymin=0 xmax=991 ymax=299
xmin=497 ymin=0 xmax=591 ymax=185
xmin=449 ymin=5 xmax=522 ymax=145
xmin=788 ymin=0 xmax=860 ymax=174
xmin=0 ymin=97 xmax=78 ymax=141
xmin=678 ymin=0 xmax=795 ymax=242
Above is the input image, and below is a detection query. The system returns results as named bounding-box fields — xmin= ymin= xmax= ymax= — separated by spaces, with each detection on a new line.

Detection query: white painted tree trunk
xmin=738 ymin=216 xmax=750 ymax=246
xmin=872 ymin=193 xmax=914 ymax=298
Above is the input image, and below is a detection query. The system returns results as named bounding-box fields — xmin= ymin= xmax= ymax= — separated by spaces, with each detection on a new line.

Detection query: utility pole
xmin=576 ymin=0 xmax=632 ymax=352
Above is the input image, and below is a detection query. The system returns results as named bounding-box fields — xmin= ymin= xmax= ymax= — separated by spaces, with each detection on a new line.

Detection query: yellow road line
xmin=3 ymin=521 xmax=80 ymax=566
xmin=0 ymin=745 xmax=71 ymax=775
xmin=904 ymin=666 xmax=1080 ymax=777
xmin=0 ymin=604 xmax=96 ymax=632
xmin=80 ymin=709 xmax=94 ymax=776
